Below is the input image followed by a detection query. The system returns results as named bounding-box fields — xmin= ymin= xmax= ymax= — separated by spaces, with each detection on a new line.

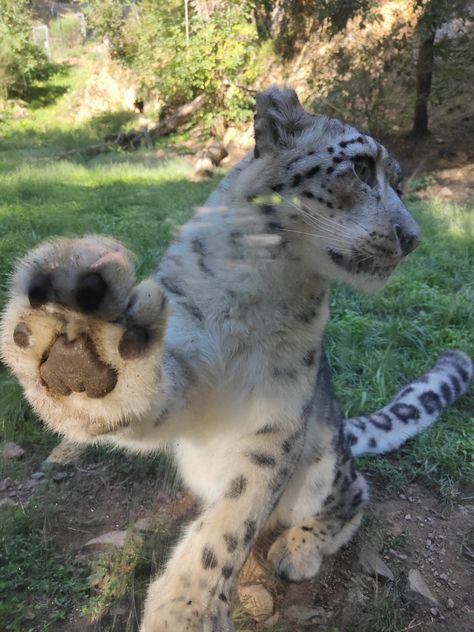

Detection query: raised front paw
xmin=0 ymin=236 xmax=167 ymax=441
xmin=141 ymin=575 xmax=234 ymax=632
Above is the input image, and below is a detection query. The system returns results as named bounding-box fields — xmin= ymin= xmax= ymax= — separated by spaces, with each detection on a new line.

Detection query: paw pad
xmin=13 ymin=322 xmax=31 ymax=348
xmin=76 ymin=273 xmax=107 ymax=313
xmin=39 ymin=334 xmax=118 ymax=398
xmin=118 ymin=325 xmax=150 ymax=360
xmin=28 ymin=274 xmax=51 ymax=308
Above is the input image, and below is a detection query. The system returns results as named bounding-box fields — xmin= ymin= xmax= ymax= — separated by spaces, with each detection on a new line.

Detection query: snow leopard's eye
xmin=353 ymin=155 xmax=377 ymax=187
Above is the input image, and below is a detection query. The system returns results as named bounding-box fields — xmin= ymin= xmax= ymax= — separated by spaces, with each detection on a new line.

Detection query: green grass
xmin=0 ymin=503 xmax=88 ymax=631
xmin=328 ymin=199 xmax=474 ymax=495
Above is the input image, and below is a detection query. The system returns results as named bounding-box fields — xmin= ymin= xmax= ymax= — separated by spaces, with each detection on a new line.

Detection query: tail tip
xmin=436 ymin=349 xmax=473 ymax=383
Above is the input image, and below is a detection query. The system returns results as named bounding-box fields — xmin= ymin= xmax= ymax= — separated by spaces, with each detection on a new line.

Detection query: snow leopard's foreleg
xmin=0 ymin=236 xmax=188 ymax=443
xmin=141 ymin=422 xmax=305 ymax=632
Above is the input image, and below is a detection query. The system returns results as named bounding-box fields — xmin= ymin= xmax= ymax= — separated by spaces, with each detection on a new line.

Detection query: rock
xmin=240 ymin=550 xmax=267 ymax=584
xmin=46 ymin=438 xmax=85 ymax=464
xmin=446 ymin=597 xmax=454 ymax=610
xmin=238 ymin=584 xmax=273 ymax=621
xmin=359 ymin=545 xmax=395 ymax=581
xmin=284 ymin=605 xmax=329 ymax=623
xmin=52 ymin=471 xmax=68 ymax=482
xmin=263 ymin=612 xmax=280 ymax=627
xmin=430 ymin=607 xmax=439 ymax=617
xmin=84 ymin=531 xmax=129 ymax=548
xmin=133 ymin=517 xmax=154 ymax=532
xmin=389 ymin=548 xmax=407 ymax=561
xmin=31 ymin=471 xmax=45 ymax=480
xmin=1 ymin=442 xmax=25 ymax=460
xmin=408 ymin=569 xmax=439 ymax=605
xmin=0 ymin=498 xmax=17 ymax=509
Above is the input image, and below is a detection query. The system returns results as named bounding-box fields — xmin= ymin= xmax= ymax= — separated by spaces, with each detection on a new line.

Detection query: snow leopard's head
xmin=246 ymin=86 xmax=420 ymax=291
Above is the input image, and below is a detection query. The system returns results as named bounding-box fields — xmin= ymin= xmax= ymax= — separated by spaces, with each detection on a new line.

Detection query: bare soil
xmin=2 ymin=446 xmax=473 ymax=632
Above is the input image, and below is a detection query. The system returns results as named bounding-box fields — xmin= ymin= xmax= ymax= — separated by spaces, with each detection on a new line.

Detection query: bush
xmin=50 ymin=14 xmax=86 ymax=54
xmin=0 ymin=0 xmax=57 ymax=99
xmin=86 ymin=0 xmax=260 ymax=123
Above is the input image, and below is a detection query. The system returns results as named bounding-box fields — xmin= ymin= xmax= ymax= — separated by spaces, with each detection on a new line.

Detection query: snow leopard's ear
xmin=254 ymin=86 xmax=313 ymax=158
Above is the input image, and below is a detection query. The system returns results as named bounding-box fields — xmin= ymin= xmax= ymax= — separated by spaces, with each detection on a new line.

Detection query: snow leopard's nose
xmin=394 ymin=223 xmax=421 ymax=255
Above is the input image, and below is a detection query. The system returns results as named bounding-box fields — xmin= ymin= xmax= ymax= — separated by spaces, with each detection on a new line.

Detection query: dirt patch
xmin=2 ymin=448 xmax=473 ymax=632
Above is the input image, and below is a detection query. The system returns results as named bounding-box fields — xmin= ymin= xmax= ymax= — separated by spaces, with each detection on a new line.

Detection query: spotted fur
xmin=1 ymin=87 xmax=471 ymax=632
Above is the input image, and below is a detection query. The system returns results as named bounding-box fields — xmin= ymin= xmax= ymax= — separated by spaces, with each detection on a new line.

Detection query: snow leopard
xmin=1 ymin=87 xmax=472 ymax=632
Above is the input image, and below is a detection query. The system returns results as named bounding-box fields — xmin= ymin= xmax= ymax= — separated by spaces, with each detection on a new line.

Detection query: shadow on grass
xmin=0 ymin=109 xmax=141 ymax=159
xmin=21 ymin=62 xmax=73 ymax=110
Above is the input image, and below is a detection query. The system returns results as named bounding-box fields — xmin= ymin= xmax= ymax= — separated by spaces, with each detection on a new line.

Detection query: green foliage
xmin=49 ymin=14 xmax=85 ymax=54
xmin=0 ymin=504 xmax=88 ymax=631
xmin=86 ymin=0 xmax=260 ymax=122
xmin=0 ymin=0 xmax=58 ymax=99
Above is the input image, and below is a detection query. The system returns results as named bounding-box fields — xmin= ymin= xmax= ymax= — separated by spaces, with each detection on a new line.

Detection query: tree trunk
xmin=412 ymin=23 xmax=437 ymax=136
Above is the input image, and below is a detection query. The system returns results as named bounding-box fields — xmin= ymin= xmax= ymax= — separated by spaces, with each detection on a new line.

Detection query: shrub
xmin=0 ymin=0 xmax=57 ymax=99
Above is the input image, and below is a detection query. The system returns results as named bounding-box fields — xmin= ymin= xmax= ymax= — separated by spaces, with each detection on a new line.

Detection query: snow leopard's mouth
xmin=327 ymin=248 xmax=399 ymax=277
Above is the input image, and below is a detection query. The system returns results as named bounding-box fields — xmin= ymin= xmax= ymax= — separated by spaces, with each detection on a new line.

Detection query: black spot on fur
xmin=247 ymin=452 xmax=276 ymax=467
xmin=389 ymin=403 xmax=420 ymax=423
xmin=304 ymin=165 xmax=320 ymax=178
xmin=332 ymin=156 xmax=343 ymax=164
xmin=161 ymin=277 xmax=186 ymax=297
xmin=224 ymin=533 xmax=238 ymax=553
xmin=267 ymin=221 xmax=284 ymax=232
xmin=326 ymin=166 xmax=334 ymax=174
xmin=202 ymin=547 xmax=218 ymax=570
xmin=182 ymin=302 xmax=204 ymax=321
xmin=270 ymin=466 xmax=290 ymax=495
xmin=449 ymin=374 xmax=461 ymax=396
xmin=351 ymin=490 xmax=364 ymax=508
xmin=327 ymin=146 xmax=334 ymax=153
xmin=281 ymin=438 xmax=292 ymax=453
xmin=302 ymin=525 xmax=313 ymax=532
xmin=303 ymin=348 xmax=317 ymax=366
xmin=347 ymin=433 xmax=358 ymax=446
xmin=339 ymin=141 xmax=348 ymax=148
xmin=397 ymin=386 xmax=414 ymax=399
xmin=302 ymin=190 xmax=314 ymax=198
xmin=226 ymin=475 xmax=248 ymax=498
xmin=326 ymin=201 xmax=333 ymax=209
xmin=221 ymin=566 xmax=233 ymax=579
xmin=243 ymin=519 xmax=257 ymax=545
xmin=419 ymin=391 xmax=442 ymax=415
xmin=307 ymin=150 xmax=315 ymax=155
xmin=368 ymin=437 xmax=377 ymax=449
xmin=441 ymin=381 xmax=452 ymax=404
xmin=324 ymin=494 xmax=335 ymax=506
xmin=260 ymin=204 xmax=274 ymax=215
xmin=454 ymin=363 xmax=470 ymax=383
xmin=219 ymin=593 xmax=228 ymax=603
xmin=256 ymin=424 xmax=276 ymax=434
xmin=271 ymin=183 xmax=284 ymax=192
xmin=291 ymin=174 xmax=302 ymax=188
xmin=368 ymin=413 xmax=392 ymax=431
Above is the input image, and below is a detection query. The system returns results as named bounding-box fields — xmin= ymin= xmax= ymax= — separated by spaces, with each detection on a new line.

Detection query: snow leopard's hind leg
xmin=267 ymin=356 xmax=369 ymax=582
xmin=345 ymin=350 xmax=473 ymax=456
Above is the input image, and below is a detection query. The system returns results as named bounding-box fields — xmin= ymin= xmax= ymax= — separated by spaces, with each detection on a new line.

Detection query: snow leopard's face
xmin=250 ymin=87 xmax=421 ymax=291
